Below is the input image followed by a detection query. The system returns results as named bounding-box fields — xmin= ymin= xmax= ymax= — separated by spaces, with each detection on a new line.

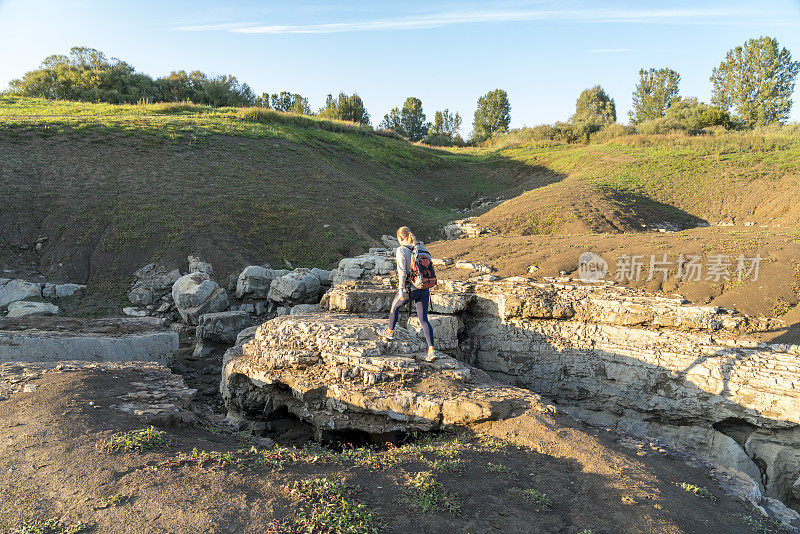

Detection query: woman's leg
xmin=388 ymin=291 xmax=409 ymax=332
xmin=413 ymin=290 xmax=435 ymax=348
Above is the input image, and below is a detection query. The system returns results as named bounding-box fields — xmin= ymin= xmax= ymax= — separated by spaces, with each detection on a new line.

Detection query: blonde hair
xmin=397 ymin=226 xmax=416 ymax=244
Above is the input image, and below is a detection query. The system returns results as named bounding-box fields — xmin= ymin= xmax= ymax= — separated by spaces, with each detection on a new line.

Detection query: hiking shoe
xmin=424 ymin=346 xmax=437 ymax=362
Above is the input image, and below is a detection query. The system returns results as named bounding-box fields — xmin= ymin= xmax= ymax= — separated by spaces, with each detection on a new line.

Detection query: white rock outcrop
xmin=222 ymin=313 xmax=540 ymax=437
xmin=322 ymin=276 xmax=800 ymax=513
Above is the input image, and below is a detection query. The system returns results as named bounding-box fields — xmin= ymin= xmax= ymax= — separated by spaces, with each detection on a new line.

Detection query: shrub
xmin=590 ymin=123 xmax=635 ymax=142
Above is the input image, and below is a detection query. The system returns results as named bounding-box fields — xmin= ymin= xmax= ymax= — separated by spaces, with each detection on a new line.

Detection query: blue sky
xmin=1 ymin=0 xmax=799 ymax=132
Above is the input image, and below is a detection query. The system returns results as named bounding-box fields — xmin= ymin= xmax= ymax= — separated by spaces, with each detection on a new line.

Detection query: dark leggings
xmin=389 ymin=288 xmax=434 ymax=347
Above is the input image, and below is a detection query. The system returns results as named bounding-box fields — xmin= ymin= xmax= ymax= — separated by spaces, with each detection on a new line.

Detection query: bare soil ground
xmin=428 ymin=226 xmax=800 ymax=342
xmin=0 ymin=366 xmax=778 ymax=534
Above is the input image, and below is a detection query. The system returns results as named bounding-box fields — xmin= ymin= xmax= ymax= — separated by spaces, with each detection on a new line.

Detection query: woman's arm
xmin=396 ymin=247 xmax=407 ymax=293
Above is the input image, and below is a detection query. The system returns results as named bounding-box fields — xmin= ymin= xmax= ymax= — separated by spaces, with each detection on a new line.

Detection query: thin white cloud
xmin=588 ymin=48 xmax=633 ymax=53
xmin=174 ymin=21 xmax=260 ymax=32
xmin=172 ymin=7 xmax=752 ymax=34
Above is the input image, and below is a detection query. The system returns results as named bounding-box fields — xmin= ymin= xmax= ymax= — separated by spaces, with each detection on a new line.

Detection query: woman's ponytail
xmin=397 ymin=226 xmax=415 ymax=244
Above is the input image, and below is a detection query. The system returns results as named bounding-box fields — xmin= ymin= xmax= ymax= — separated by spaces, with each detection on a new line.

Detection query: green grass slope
xmin=472 ymin=132 xmax=800 ymax=235
xmin=0 ymin=97 xmax=537 ymax=293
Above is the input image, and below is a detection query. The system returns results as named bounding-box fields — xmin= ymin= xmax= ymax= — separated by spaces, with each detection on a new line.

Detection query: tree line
xmin=540 ymin=35 xmax=799 ymax=144
xmin=5 ymin=36 xmax=799 ymax=146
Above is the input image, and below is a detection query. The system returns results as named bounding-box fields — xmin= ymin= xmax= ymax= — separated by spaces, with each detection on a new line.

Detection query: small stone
xmin=122 ymin=306 xmax=148 ymax=317
xmin=22 ymin=384 xmax=37 ymax=393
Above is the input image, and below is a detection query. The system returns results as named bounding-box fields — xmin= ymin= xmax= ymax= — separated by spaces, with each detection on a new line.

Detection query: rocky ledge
xmin=221 ymin=311 xmax=547 ymax=441
xmin=320 ymin=276 xmax=800 ymax=518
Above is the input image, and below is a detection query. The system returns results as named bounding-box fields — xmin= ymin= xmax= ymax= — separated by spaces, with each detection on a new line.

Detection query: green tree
xmin=319 ymin=92 xmax=370 ymax=125
xmin=472 ymin=89 xmax=511 ymax=141
xmin=399 ymin=97 xmax=429 ymax=141
xmin=629 ymin=68 xmax=681 ymax=124
xmin=710 ymin=36 xmax=800 ymax=125
xmin=572 ymin=86 xmax=616 ymax=127
xmin=264 ymin=91 xmax=311 ymax=114
xmin=424 ymin=109 xmax=463 ymax=145
xmin=8 ymin=46 xmax=256 ymax=107
xmin=8 ymin=46 xmax=161 ymax=103
xmin=379 ymin=107 xmax=402 ymax=132
xmin=381 ymin=97 xmax=430 ymax=141
xmin=429 ymin=109 xmax=462 ymax=137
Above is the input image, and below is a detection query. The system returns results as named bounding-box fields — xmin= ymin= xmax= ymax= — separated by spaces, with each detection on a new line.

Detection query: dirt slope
xmin=0 ymin=366 xmax=770 ymax=534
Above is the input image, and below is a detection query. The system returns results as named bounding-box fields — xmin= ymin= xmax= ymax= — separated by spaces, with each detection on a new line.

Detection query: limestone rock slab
xmin=222 ymin=313 xmax=543 ymax=435
xmin=0 ymin=320 xmax=178 ymax=365
xmin=236 ymin=266 xmax=289 ymax=299
xmin=6 ymin=301 xmax=59 ymax=318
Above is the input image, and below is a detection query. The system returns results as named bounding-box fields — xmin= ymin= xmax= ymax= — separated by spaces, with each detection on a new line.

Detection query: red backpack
xmin=408 ymin=243 xmax=437 ymax=289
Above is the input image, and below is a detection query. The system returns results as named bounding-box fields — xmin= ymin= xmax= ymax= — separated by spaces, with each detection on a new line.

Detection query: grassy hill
xmin=0 ymin=97 xmax=542 ymax=295
xmin=2 ymin=97 xmax=799 ymax=314
xmin=469 ymin=131 xmax=800 ymax=235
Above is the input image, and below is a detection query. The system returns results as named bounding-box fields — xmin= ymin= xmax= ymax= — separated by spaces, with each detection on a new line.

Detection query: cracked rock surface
xmin=222 ymin=312 xmax=546 ymax=437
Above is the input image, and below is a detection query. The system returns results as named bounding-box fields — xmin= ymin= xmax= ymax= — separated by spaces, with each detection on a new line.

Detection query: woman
xmin=386 ymin=226 xmax=435 ymax=358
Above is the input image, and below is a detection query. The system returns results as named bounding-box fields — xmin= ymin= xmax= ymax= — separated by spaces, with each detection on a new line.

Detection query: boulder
xmin=188 ymin=255 xmax=213 ymax=275
xmin=235 ymin=266 xmax=289 ymax=299
xmin=381 ymin=235 xmax=400 ymax=248
xmin=254 ymin=301 xmax=270 ymax=315
xmin=268 ymin=269 xmax=322 ymax=305
xmin=43 ymin=283 xmax=85 ymax=299
xmin=196 ymin=311 xmax=251 ymax=343
xmin=310 ymin=268 xmax=332 ymax=287
xmin=235 ymin=325 xmax=259 ymax=345
xmin=127 ymin=264 xmax=181 ymax=306
xmin=330 ymin=252 xmax=396 ymax=284
xmin=0 ymin=279 xmax=42 ymax=307
xmin=55 ymin=283 xmax=85 ymax=298
xmin=709 ymin=431 xmax=764 ymax=487
xmin=191 ymin=340 xmax=216 ymax=360
xmin=172 ymin=273 xmax=229 ymax=325
xmin=5 ymin=301 xmax=59 ymax=318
